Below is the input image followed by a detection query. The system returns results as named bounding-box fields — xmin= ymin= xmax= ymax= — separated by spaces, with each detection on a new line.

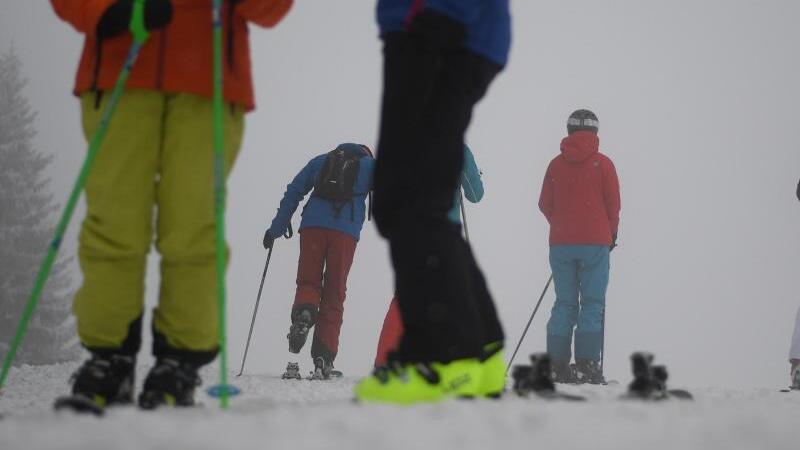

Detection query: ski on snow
xmin=53 ymin=394 xmax=106 ymax=416
xmin=511 ymin=351 xmax=694 ymax=402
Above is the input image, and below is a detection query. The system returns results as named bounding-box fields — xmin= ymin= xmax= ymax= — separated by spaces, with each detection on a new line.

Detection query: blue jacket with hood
xmin=376 ymin=0 xmax=511 ymax=67
xmin=268 ymin=143 xmax=375 ymax=241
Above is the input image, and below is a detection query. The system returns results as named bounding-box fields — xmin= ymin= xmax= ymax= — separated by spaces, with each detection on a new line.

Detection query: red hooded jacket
xmin=538 ymin=131 xmax=620 ymax=246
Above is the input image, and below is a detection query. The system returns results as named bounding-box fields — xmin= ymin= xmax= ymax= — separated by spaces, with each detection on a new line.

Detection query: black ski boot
xmin=625 ymin=352 xmax=694 ymax=400
xmin=54 ymin=354 xmax=135 ymax=415
xmin=627 ymin=352 xmax=656 ymax=397
xmin=550 ymin=360 xmax=576 ymax=384
xmin=309 ymin=356 xmax=333 ymax=380
xmin=626 ymin=352 xmax=670 ymax=399
xmin=511 ymin=353 xmax=586 ymax=401
xmin=512 ymin=353 xmax=556 ymax=394
xmin=287 ymin=310 xmax=313 ymax=353
xmin=575 ymin=359 xmax=605 ymax=384
xmin=530 ymin=353 xmax=558 ymax=392
xmin=138 ymin=358 xmax=201 ymax=410
xmin=281 ymin=362 xmax=302 ymax=380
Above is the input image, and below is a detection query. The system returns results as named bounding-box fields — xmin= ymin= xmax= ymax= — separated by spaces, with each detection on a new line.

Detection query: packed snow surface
xmin=1 ymin=362 xmax=799 ymax=450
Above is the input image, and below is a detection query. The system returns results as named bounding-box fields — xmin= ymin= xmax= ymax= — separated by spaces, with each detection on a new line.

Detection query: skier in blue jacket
xmin=263 ymin=143 xmax=374 ymax=380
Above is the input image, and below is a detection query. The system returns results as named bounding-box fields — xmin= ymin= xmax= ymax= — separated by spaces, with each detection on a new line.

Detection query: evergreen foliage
xmin=0 ymin=48 xmax=79 ymax=365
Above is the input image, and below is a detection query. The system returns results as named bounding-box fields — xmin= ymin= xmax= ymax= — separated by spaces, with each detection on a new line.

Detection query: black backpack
xmin=313 ymin=148 xmax=364 ymax=219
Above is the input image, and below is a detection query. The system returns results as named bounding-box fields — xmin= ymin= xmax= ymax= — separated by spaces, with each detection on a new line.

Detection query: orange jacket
xmin=51 ymin=0 xmax=292 ymax=111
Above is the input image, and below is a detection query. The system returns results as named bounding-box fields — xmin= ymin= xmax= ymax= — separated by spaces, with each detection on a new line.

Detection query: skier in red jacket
xmin=538 ymin=109 xmax=620 ymax=384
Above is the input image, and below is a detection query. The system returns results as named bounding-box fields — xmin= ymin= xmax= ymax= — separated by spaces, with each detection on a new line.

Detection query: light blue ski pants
xmin=546 ymin=245 xmax=610 ymax=363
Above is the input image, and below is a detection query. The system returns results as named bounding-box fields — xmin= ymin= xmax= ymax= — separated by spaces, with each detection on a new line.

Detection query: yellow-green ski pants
xmin=74 ymin=89 xmax=244 ymax=358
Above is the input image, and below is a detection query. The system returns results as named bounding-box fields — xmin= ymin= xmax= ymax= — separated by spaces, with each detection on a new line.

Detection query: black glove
xmin=610 ymin=233 xmax=618 ymax=252
xmin=263 ymin=230 xmax=275 ymax=250
xmin=97 ymin=0 xmax=173 ymax=39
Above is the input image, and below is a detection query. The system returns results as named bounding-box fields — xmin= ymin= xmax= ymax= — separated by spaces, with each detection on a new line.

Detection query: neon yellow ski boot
xmin=478 ymin=343 xmax=506 ymax=398
xmin=354 ymin=358 xmax=482 ymax=404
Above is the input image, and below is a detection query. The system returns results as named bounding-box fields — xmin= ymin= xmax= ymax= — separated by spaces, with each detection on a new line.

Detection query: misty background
xmin=1 ymin=0 xmax=799 ymax=388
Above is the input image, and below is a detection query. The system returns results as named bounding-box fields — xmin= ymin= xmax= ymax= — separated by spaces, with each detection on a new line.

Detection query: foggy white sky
xmin=2 ymin=0 xmax=800 ymax=388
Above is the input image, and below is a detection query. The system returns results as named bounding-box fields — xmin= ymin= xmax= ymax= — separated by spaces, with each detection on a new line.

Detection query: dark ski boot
xmin=511 ymin=353 xmax=586 ymax=401
xmin=625 ymin=352 xmax=692 ymax=400
xmin=54 ymin=354 xmax=135 ymax=415
xmin=287 ymin=309 xmax=313 ymax=353
xmin=309 ymin=356 xmax=333 ymax=380
xmin=281 ymin=362 xmax=302 ymax=380
xmin=575 ymin=359 xmax=606 ymax=385
xmin=627 ymin=352 xmax=660 ymax=398
xmin=513 ymin=353 xmax=555 ymax=394
xmin=138 ymin=358 xmax=201 ymax=410
xmin=550 ymin=360 xmax=576 ymax=384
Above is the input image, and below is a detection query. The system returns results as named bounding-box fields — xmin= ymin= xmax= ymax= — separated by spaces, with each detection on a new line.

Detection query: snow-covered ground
xmin=1 ymin=362 xmax=799 ymax=450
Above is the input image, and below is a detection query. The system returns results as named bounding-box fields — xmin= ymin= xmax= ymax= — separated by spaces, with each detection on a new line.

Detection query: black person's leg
xmin=373 ymin=12 xmax=468 ymax=234
xmin=372 ymin=32 xmax=442 ymax=236
xmin=464 ymin=244 xmax=505 ymax=349
xmin=388 ymin=49 xmax=501 ymax=363
xmin=424 ymin=50 xmax=504 ymax=353
xmin=372 ymin=26 xmax=461 ymax=363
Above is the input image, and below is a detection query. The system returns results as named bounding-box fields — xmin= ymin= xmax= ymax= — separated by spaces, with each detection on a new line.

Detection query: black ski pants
xmin=373 ymin=30 xmax=504 ymax=363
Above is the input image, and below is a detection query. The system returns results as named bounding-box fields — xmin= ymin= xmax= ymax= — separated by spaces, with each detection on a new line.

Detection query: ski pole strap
xmin=130 ymin=0 xmax=149 ymax=44
xmin=284 ymin=223 xmax=293 ymax=239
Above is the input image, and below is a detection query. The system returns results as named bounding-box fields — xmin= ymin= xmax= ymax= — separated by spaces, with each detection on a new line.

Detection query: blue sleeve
xmin=461 ymin=146 xmax=484 ymax=203
xmin=268 ymin=157 xmax=320 ymax=237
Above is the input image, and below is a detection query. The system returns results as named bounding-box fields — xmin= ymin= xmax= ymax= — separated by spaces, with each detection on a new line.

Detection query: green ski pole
xmin=198 ymin=0 xmax=241 ymax=406
xmin=0 ymin=0 xmax=150 ymax=395
xmin=209 ymin=0 xmax=235 ymax=409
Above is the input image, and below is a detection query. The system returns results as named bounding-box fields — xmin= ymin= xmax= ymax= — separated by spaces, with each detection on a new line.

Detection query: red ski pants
xmin=293 ymin=227 xmax=357 ymax=362
xmin=374 ymin=296 xmax=404 ymax=366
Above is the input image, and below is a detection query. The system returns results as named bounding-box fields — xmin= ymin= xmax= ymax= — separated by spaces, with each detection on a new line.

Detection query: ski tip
xmin=53 ymin=395 xmax=105 ymax=416
xmin=558 ymin=393 xmax=588 ymax=402
xmin=206 ymin=384 xmax=242 ymax=398
xmin=529 ymin=390 xmax=587 ymax=402
xmin=667 ymin=389 xmax=694 ymax=400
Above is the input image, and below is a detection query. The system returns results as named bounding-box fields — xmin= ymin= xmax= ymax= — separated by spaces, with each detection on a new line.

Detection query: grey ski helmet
xmin=567 ymin=109 xmax=599 ymax=135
